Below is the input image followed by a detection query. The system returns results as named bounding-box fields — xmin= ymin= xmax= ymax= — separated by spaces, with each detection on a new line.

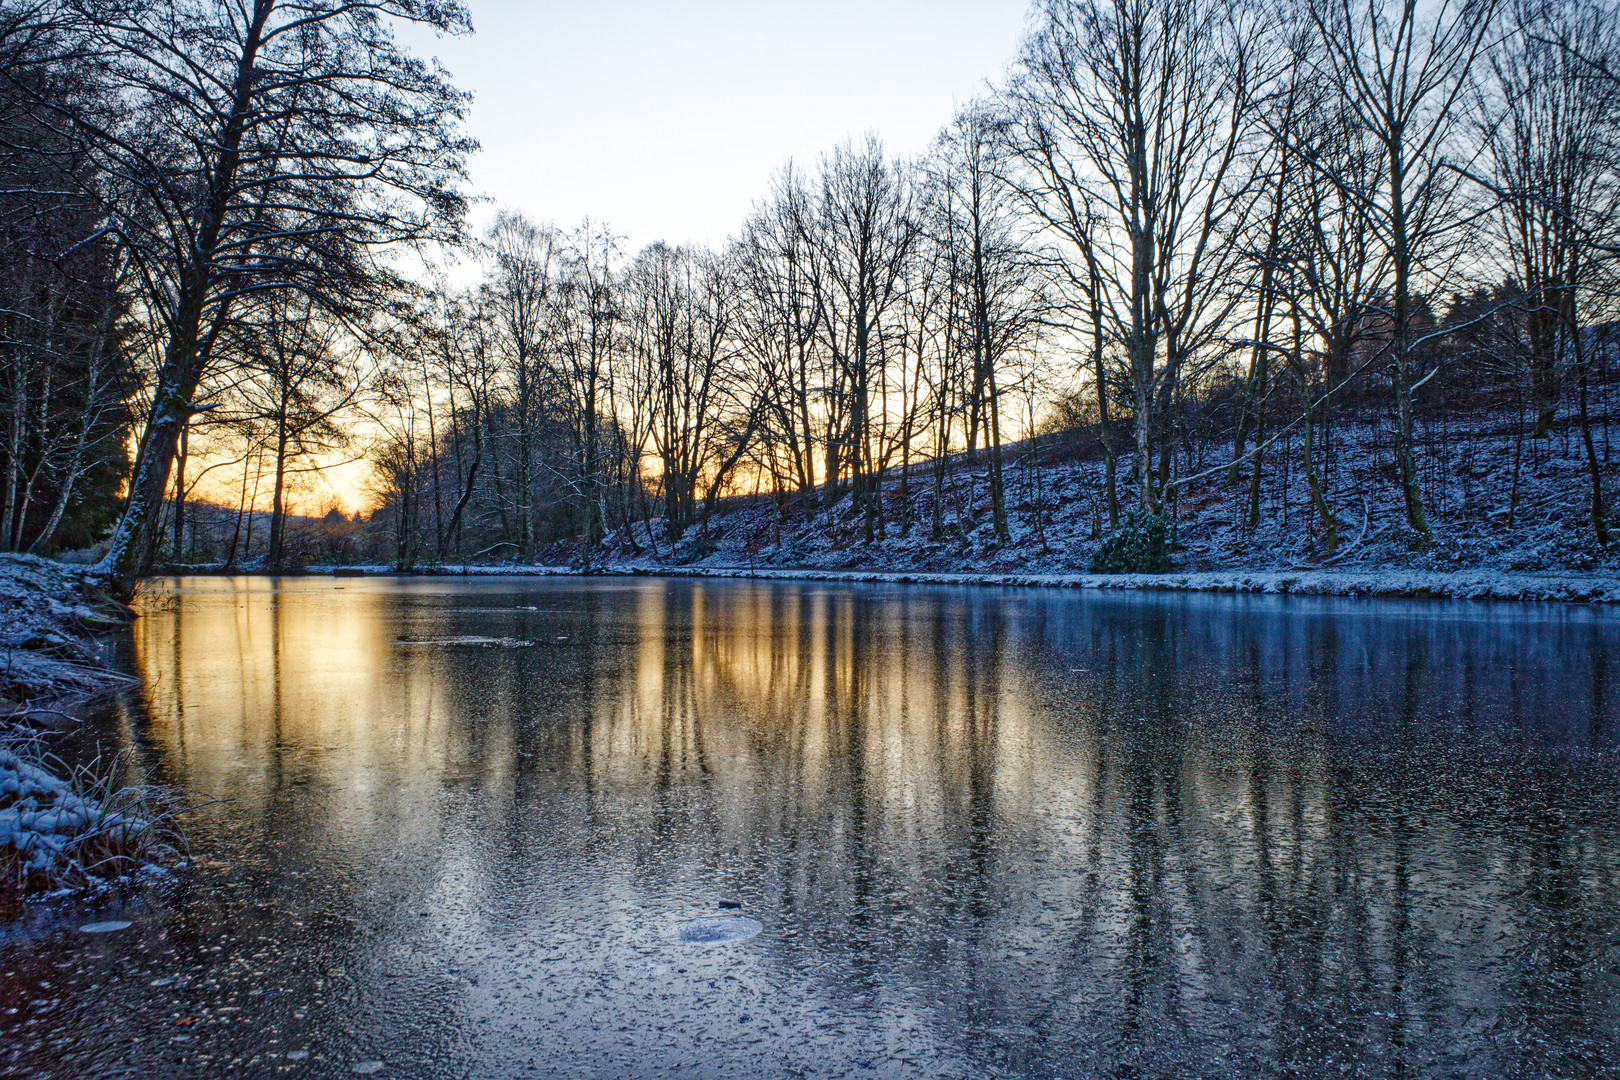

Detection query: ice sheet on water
xmin=391 ymin=636 xmax=533 ymax=648
xmin=671 ymin=915 xmax=763 ymax=944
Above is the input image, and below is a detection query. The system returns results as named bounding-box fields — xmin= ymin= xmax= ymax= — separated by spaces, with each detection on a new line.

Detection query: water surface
xmin=2 ymin=576 xmax=1618 ymax=1078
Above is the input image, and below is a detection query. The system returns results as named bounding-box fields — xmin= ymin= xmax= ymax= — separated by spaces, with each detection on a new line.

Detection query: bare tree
xmin=17 ymin=0 xmax=474 ymax=592
xmin=1481 ymin=0 xmax=1620 ymax=542
xmin=418 ymin=287 xmax=486 ymax=560
xmin=932 ymin=103 xmax=1041 ymax=543
xmin=232 ymin=292 xmax=361 ymax=569
xmin=1009 ymin=0 xmax=1260 ymax=516
xmin=735 ymin=166 xmax=827 ymax=519
xmin=1303 ymin=0 xmax=1499 ymax=534
xmin=813 ymin=137 xmax=916 ymax=542
xmin=624 ymin=243 xmax=745 ymax=542
xmin=484 ymin=211 xmax=561 ymax=561
xmin=553 ymin=222 xmax=621 ymax=569
xmin=1266 ymin=87 xmax=1391 ymax=547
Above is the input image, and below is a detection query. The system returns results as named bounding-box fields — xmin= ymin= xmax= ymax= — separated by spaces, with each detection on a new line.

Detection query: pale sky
xmin=404 ymin=0 xmax=1035 ymax=254
xmin=275 ymin=0 xmax=1036 ymax=514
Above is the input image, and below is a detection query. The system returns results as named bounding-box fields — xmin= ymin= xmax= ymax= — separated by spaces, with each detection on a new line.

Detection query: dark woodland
xmin=4 ymin=0 xmax=1620 ymax=587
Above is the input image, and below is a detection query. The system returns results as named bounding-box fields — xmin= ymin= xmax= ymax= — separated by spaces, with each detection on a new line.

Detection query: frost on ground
xmin=303 ymin=410 xmax=1620 ymax=602
xmin=0 ymin=741 xmax=186 ymax=891
xmin=1 ymin=553 xmax=133 ymax=717
xmin=539 ymin=413 xmax=1620 ymax=603
xmin=318 ymin=417 xmax=1620 ymax=603
xmin=0 ymin=554 xmax=180 ymax=892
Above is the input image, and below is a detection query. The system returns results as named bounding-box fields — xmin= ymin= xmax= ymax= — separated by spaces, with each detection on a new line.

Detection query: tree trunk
xmin=1578 ymin=336 xmax=1611 ymax=547
xmin=268 ymin=413 xmax=288 ymax=571
xmin=100 ymin=3 xmax=273 ymax=596
xmin=172 ymin=421 xmax=188 ymax=565
xmin=1092 ymin=300 xmax=1119 ymax=532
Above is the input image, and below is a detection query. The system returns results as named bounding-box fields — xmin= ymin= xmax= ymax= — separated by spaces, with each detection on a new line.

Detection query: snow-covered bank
xmin=0 ymin=555 xmax=180 ymax=892
xmin=0 ymin=554 xmax=135 ymax=720
xmin=518 ymin=413 xmax=1620 ymax=603
xmin=600 ymin=564 xmax=1620 ymax=603
xmin=295 ymin=559 xmax=1620 ymax=603
xmin=0 ymin=743 xmax=186 ymax=892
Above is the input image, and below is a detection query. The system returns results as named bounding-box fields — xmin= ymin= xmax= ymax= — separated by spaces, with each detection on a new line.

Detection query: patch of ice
xmin=671 ymin=915 xmax=763 ymax=944
xmin=391 ymin=637 xmax=533 ymax=648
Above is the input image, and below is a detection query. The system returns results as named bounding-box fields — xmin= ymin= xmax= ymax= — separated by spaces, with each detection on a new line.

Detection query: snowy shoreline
xmin=0 ymin=555 xmax=179 ymax=893
xmin=0 ymin=554 xmax=135 ymax=722
xmin=608 ymin=564 xmax=1620 ymax=603
xmin=273 ymin=411 xmax=1620 ymax=608
xmin=286 ymin=560 xmax=1620 ymax=605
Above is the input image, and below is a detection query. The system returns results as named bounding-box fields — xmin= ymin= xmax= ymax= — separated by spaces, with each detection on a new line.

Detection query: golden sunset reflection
xmin=113 ymin=576 xmax=1620 ymax=1076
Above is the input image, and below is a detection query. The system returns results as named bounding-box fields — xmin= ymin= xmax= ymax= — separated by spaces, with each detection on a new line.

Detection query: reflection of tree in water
xmin=1491 ymin=766 xmax=1608 ymax=1077
xmin=549 ymin=584 xmax=1620 ymax=1076
xmin=962 ymin=592 xmax=1620 ymax=1077
xmin=128 ymin=580 xmax=1620 ymax=1076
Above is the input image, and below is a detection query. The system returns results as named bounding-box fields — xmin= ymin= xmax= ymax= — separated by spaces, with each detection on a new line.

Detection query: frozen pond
xmin=4 ymin=575 xmax=1620 ymax=1078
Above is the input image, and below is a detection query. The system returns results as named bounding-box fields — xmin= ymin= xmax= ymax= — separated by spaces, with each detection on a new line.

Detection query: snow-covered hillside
xmin=569 ymin=413 xmax=1620 ymax=600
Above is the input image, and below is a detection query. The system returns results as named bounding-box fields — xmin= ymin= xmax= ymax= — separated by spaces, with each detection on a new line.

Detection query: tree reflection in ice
xmin=65 ymin=577 xmax=1620 ymax=1077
